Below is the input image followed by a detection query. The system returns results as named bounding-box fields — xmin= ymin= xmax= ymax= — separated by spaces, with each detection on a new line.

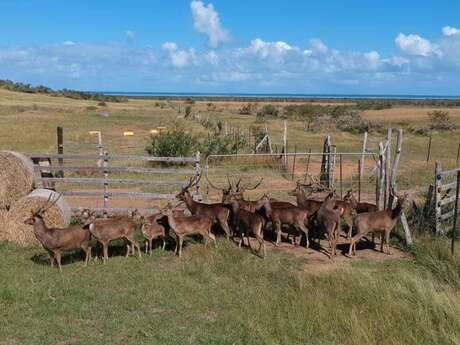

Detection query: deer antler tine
xmin=205 ymin=172 xmax=223 ymax=191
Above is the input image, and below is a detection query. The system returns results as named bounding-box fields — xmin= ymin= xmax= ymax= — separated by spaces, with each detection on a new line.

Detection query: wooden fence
xmin=434 ymin=162 xmax=460 ymax=234
xmin=28 ymin=152 xmax=201 ymax=216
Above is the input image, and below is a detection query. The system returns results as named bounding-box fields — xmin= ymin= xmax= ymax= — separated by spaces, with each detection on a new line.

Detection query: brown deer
xmin=258 ymin=195 xmax=310 ymax=247
xmin=348 ymin=192 xmax=407 ymax=257
xmin=288 ymin=181 xmax=323 ymax=215
xmin=223 ymin=194 xmax=266 ymax=257
xmin=343 ymin=190 xmax=378 ymax=214
xmin=24 ymin=195 xmax=92 ymax=271
xmin=140 ymin=213 xmax=167 ymax=254
xmin=161 ymin=205 xmax=216 ymax=257
xmin=177 ymin=175 xmax=232 ymax=239
xmin=316 ymin=192 xmax=344 ymax=259
xmin=83 ymin=209 xmax=142 ymax=263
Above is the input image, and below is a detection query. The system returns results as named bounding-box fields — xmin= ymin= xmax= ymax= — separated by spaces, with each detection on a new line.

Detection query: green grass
xmin=1 ymin=238 xmax=460 ymax=345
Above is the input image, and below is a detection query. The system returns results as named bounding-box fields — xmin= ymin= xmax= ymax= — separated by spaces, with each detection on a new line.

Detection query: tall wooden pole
xmin=456 ymin=141 xmax=460 ymax=166
xmin=426 ymin=135 xmax=432 ymax=165
xmin=452 ymin=170 xmax=460 ymax=255
xmin=361 ymin=131 xmax=368 ymax=180
xmin=339 ymin=154 xmax=343 ymax=199
xmin=358 ymin=159 xmax=362 ymax=202
xmin=57 ymin=126 xmax=64 ymax=178
xmin=283 ymin=120 xmax=287 ymax=167
xmin=304 ymin=148 xmax=312 ymax=183
xmin=291 ymin=146 xmax=297 ymax=181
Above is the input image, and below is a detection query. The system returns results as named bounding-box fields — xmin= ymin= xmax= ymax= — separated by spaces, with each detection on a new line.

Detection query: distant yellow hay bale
xmin=0 ymin=151 xmax=35 ymax=209
xmin=123 ymin=131 xmax=134 ymax=136
xmin=2 ymin=189 xmax=71 ymax=246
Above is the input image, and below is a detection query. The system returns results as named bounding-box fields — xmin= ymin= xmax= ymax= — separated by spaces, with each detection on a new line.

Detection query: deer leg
xmin=178 ymin=237 xmax=184 ymax=258
xmin=48 ymin=250 xmax=55 ymax=268
xmin=298 ymin=223 xmax=309 ymax=249
xmin=380 ymin=232 xmax=384 ymax=253
xmin=54 ymin=251 xmax=62 ymax=272
xmin=219 ymin=217 xmax=231 ymax=240
xmin=274 ymin=221 xmax=282 ymax=246
xmin=127 ymin=237 xmax=141 ymax=259
xmin=103 ymin=243 xmax=108 ymax=264
xmin=82 ymin=244 xmax=90 ymax=266
xmin=161 ymin=236 xmax=166 ymax=251
xmin=385 ymin=231 xmax=392 ymax=255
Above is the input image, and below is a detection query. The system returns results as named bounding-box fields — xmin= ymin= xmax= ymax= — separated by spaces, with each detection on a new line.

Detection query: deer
xmin=258 ymin=194 xmax=310 ymax=248
xmin=288 ymin=181 xmax=323 ymax=215
xmin=316 ymin=192 xmax=344 ymax=259
xmin=82 ymin=209 xmax=142 ymax=263
xmin=24 ymin=195 xmax=92 ymax=271
xmin=348 ymin=192 xmax=408 ymax=257
xmin=177 ymin=174 xmax=232 ymax=239
xmin=343 ymin=190 xmax=378 ymax=214
xmin=139 ymin=212 xmax=167 ymax=254
xmin=223 ymin=194 xmax=266 ymax=257
xmin=161 ymin=204 xmax=216 ymax=257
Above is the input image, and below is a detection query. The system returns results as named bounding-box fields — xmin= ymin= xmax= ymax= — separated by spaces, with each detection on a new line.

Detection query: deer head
xmin=24 ymin=193 xmax=62 ymax=225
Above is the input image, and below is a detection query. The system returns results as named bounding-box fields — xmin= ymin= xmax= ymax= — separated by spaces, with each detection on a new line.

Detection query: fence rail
xmin=28 ymin=151 xmax=201 ymax=216
xmin=434 ymin=162 xmax=460 ymax=234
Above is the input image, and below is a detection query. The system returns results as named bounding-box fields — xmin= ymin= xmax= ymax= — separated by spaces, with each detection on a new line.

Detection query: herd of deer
xmin=23 ymin=174 xmax=408 ymax=271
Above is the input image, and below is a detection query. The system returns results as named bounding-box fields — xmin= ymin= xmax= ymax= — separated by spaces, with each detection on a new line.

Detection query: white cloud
xmin=442 ymin=26 xmax=460 ymax=36
xmin=395 ymin=33 xmax=440 ymax=57
xmin=63 ymin=41 xmax=76 ymax=46
xmin=190 ymin=0 xmax=230 ymax=48
xmin=162 ymin=42 xmax=196 ymax=68
xmin=125 ymin=30 xmax=135 ymax=42
xmin=310 ymin=39 xmax=328 ymax=54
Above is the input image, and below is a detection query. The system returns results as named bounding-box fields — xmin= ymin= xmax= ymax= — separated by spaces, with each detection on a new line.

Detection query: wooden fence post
xmin=283 ymin=120 xmax=287 ymax=167
xmin=385 ymin=128 xmax=392 ymax=209
xmin=426 ymin=135 xmax=432 ymax=165
xmin=103 ymin=151 xmax=109 ymax=218
xmin=456 ymin=141 xmax=460 ymax=165
xmin=358 ymin=159 xmax=362 ymax=202
xmin=304 ymin=148 xmax=312 ymax=183
xmin=291 ymin=146 xmax=297 ymax=181
xmin=377 ymin=142 xmax=386 ymax=210
xmin=57 ymin=126 xmax=64 ymax=178
xmin=435 ymin=161 xmax=442 ymax=234
xmin=389 ymin=129 xmax=403 ymax=207
xmin=339 ymin=154 xmax=343 ymax=199
xmin=360 ymin=131 xmax=367 ymax=180
xmin=195 ymin=151 xmax=201 ymax=200
xmin=452 ymin=170 xmax=460 ymax=255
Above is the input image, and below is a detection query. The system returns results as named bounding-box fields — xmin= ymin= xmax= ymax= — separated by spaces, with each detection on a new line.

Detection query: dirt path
xmin=245 ymin=234 xmax=409 ymax=274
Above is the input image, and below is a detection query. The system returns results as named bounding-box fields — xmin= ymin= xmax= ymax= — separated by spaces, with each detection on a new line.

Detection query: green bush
xmin=428 ymin=110 xmax=457 ymax=131
xmin=185 ymin=105 xmax=192 ymax=118
xmin=145 ymin=128 xmax=197 ymax=157
xmin=257 ymin=104 xmax=279 ymax=118
xmin=199 ymin=132 xmax=247 ymax=157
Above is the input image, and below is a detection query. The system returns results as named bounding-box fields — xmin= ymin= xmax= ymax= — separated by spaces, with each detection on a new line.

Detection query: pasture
xmin=1 ymin=88 xmax=460 ymax=344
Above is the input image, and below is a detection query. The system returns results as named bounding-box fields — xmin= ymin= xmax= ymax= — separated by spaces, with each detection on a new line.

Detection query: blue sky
xmin=1 ymin=1 xmax=459 ymax=94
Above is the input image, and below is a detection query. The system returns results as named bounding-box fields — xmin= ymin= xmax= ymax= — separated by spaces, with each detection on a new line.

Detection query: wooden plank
xmin=435 ymin=162 xmax=442 ymax=233
xmin=440 ymin=168 xmax=460 ymax=177
xmin=71 ymin=207 xmax=162 ymax=217
xmin=35 ymin=177 xmax=184 ymax=186
xmin=452 ymin=170 xmax=460 ymax=254
xmin=440 ymin=210 xmax=455 ymax=221
xmin=33 ymin=165 xmax=196 ymax=175
xmin=28 ymin=153 xmax=198 ymax=163
xmin=63 ymin=191 xmax=176 ymax=199
xmin=400 ymin=212 xmax=412 ymax=245
xmin=440 ymin=195 xmax=456 ymax=207
xmin=439 ymin=181 xmax=457 ymax=192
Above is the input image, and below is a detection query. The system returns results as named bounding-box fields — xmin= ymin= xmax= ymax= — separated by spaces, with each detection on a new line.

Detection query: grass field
xmin=1 ymin=89 xmax=460 ymax=344
xmin=1 ymin=237 xmax=460 ymax=345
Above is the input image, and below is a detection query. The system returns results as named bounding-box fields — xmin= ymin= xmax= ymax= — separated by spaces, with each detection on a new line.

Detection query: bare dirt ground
xmin=244 ymin=234 xmax=409 ymax=274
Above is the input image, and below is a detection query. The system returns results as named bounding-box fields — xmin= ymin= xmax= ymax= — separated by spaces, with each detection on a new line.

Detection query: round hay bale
xmin=0 ymin=151 xmax=35 ymax=209
xmin=3 ymin=189 xmax=71 ymax=246
xmin=0 ymin=209 xmax=8 ymax=242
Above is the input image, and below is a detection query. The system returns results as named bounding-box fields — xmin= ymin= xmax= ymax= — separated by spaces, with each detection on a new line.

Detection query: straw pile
xmin=0 ymin=151 xmax=35 ymax=209
xmin=1 ymin=189 xmax=71 ymax=246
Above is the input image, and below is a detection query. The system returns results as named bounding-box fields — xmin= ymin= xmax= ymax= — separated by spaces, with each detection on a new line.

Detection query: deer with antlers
xmin=82 ymin=209 xmax=142 ymax=263
xmin=24 ymin=194 xmax=92 ymax=271
xmin=161 ymin=204 xmax=216 ymax=257
xmin=258 ymin=194 xmax=310 ymax=247
xmin=177 ymin=174 xmax=232 ymax=239
xmin=348 ymin=191 xmax=407 ymax=257
xmin=223 ymin=194 xmax=266 ymax=257
xmin=288 ymin=181 xmax=323 ymax=215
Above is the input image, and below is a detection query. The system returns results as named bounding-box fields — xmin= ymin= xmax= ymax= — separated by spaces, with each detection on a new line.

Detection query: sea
xmin=99 ymin=92 xmax=460 ymax=100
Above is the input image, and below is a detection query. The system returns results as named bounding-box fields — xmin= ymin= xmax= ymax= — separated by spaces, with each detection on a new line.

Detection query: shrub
xmin=239 ymin=103 xmax=257 ymax=115
xmin=428 ymin=110 xmax=456 ymax=131
xmin=185 ymin=105 xmax=192 ymax=118
xmin=98 ymin=101 xmax=107 ymax=107
xmin=145 ymin=128 xmax=197 ymax=157
xmin=257 ymin=104 xmax=279 ymax=118
xmin=199 ymin=132 xmax=247 ymax=157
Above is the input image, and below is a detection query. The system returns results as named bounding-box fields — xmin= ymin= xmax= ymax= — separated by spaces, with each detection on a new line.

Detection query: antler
xmin=233 ymin=176 xmax=263 ymax=193
xmin=36 ymin=193 xmax=62 ymax=216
